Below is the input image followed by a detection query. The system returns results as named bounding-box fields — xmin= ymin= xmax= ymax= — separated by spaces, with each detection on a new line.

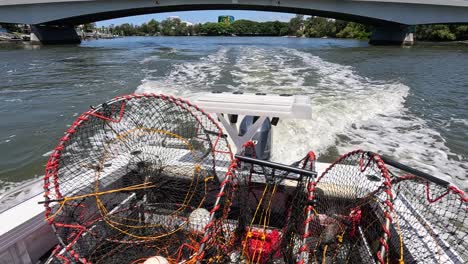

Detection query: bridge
xmin=1 ymin=0 xmax=468 ymax=45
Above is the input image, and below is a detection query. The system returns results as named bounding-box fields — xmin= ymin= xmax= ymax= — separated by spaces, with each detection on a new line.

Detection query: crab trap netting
xmin=384 ymin=172 xmax=467 ymax=264
xmin=298 ymin=149 xmax=467 ymax=264
xmin=43 ymin=94 xmax=232 ymax=264
xmin=298 ymin=150 xmax=395 ymax=264
xmin=197 ymin=143 xmax=317 ymax=264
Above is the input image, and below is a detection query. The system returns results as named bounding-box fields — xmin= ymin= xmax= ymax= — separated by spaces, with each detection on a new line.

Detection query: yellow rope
xmin=265 ymin=183 xmax=277 ymax=229
xmin=97 ymin=202 xmax=189 ymax=240
xmin=391 ymin=210 xmax=405 ymax=264
xmin=101 ymin=171 xmax=204 ymax=226
xmin=45 ymin=182 xmax=155 ymax=221
xmin=93 ymin=170 xmax=205 ymax=234
xmin=242 ymin=183 xmax=270 ymax=261
xmin=205 ymin=176 xmax=214 ymax=182
xmin=332 ymin=227 xmax=346 ymax=262
xmin=264 ymin=183 xmax=278 ymax=261
xmin=45 ymin=202 xmax=66 ymax=222
xmin=93 ymin=128 xmax=208 ymax=235
xmin=249 ymin=185 xmax=269 ymax=263
xmin=322 ymin=245 xmax=328 ymax=264
xmin=50 ymin=126 xmax=212 ymax=244
xmin=255 ymin=183 xmax=278 ymax=264
xmin=311 ymin=207 xmax=319 ymax=216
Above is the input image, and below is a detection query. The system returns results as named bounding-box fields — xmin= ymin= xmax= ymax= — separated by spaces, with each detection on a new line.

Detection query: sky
xmin=96 ymin=10 xmax=296 ymax=26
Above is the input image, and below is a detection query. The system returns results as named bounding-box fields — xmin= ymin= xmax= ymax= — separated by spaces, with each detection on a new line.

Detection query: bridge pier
xmin=369 ymin=25 xmax=414 ymax=46
xmin=30 ymin=24 xmax=81 ymax=45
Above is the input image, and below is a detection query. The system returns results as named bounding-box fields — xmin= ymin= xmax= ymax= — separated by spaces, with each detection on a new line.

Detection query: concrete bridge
xmin=1 ymin=0 xmax=468 ymax=45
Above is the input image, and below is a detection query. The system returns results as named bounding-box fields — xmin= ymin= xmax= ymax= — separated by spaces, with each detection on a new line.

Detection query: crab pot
xmin=198 ymin=147 xmax=316 ymax=264
xmin=43 ymin=94 xmax=232 ymax=263
xmin=299 ymin=150 xmax=396 ymax=264
xmin=299 ymin=150 xmax=467 ymax=264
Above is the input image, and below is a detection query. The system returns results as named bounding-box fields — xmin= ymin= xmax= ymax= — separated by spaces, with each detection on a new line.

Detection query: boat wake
xmin=137 ymin=46 xmax=466 ymax=188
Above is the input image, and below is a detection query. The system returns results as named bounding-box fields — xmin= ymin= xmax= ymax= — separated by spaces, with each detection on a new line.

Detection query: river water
xmin=0 ymin=37 xmax=467 ymax=200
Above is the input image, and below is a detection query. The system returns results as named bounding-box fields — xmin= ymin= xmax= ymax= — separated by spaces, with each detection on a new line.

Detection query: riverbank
xmin=78 ymin=31 xmax=117 ymax=40
xmin=0 ymin=32 xmax=116 ymax=45
xmin=0 ymin=32 xmax=29 ymax=42
xmin=2 ymin=33 xmax=468 ymax=46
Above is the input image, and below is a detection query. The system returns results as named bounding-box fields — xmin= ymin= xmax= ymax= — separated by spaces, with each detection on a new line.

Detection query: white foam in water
xmin=230 ymin=47 xmax=306 ymax=91
xmin=136 ymin=46 xmax=466 ymax=188
xmin=42 ymin=150 xmax=54 ymax=157
xmin=0 ymin=134 xmax=16 ymax=145
xmin=447 ymin=117 xmax=468 ymax=129
xmin=4 ymin=98 xmax=23 ymax=102
xmin=140 ymin=55 xmax=161 ymax=64
xmin=136 ymin=47 xmax=229 ymax=96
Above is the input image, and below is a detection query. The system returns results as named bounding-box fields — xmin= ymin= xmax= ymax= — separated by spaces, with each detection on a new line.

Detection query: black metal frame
xmin=367 ymin=151 xmax=450 ymax=187
xmin=237 ymin=153 xmax=450 ymax=187
xmin=235 ymin=155 xmax=317 ymax=180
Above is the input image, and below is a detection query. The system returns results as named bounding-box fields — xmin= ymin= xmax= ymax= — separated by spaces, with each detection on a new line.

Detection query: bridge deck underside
xmin=1 ymin=0 xmax=468 ymax=26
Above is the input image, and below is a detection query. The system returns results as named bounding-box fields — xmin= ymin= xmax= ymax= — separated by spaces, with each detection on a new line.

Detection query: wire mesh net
xmin=299 ymin=150 xmax=395 ymax=264
xmin=299 ymin=149 xmax=467 ymax=264
xmin=386 ymin=174 xmax=468 ymax=264
xmin=198 ymin=143 xmax=316 ymax=264
xmin=43 ymin=94 xmax=232 ymax=264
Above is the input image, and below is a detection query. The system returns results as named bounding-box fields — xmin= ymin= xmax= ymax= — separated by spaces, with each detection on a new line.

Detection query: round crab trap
xmin=298 ymin=150 xmax=395 ymax=264
xmin=43 ymin=94 xmax=232 ymax=264
xmin=298 ymin=149 xmax=467 ymax=264
xmin=198 ymin=142 xmax=317 ymax=264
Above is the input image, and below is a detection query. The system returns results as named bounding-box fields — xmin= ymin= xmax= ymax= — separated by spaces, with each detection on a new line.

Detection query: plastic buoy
xmin=189 ymin=208 xmax=210 ymax=233
xmin=143 ymin=256 xmax=169 ymax=264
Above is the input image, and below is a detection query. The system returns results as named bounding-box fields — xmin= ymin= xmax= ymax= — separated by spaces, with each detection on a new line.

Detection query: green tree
xmin=453 ymin=25 xmax=468 ymax=40
xmin=0 ymin=23 xmax=21 ymax=33
xmin=98 ymin=16 xmax=468 ymax=41
xmin=256 ymin=21 xmax=287 ymax=36
xmin=201 ymin=22 xmax=233 ymax=36
xmin=160 ymin=18 xmax=186 ymax=36
xmin=175 ymin=22 xmax=189 ymax=36
xmin=336 ymin=22 xmax=371 ymax=39
xmin=147 ymin=19 xmax=159 ymax=35
xmin=232 ymin=20 xmax=259 ymax=35
xmin=140 ymin=22 xmax=149 ymax=34
xmin=190 ymin=24 xmax=201 ymax=36
xmin=114 ymin=23 xmax=140 ymax=36
xmin=304 ymin=17 xmax=336 ymax=38
xmin=279 ymin=25 xmax=290 ymax=36
xmin=160 ymin=18 xmax=172 ymax=35
xmin=335 ymin=20 xmax=348 ymax=34
xmin=274 ymin=21 xmax=289 ymax=36
xmin=82 ymin=23 xmax=96 ymax=33
xmin=417 ymin=25 xmax=456 ymax=41
xmin=288 ymin=15 xmax=304 ymax=36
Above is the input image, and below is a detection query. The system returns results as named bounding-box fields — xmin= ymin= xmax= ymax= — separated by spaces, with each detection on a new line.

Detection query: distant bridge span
xmin=2 ymin=0 xmax=468 ymax=26
xmin=1 ymin=0 xmax=468 ymax=44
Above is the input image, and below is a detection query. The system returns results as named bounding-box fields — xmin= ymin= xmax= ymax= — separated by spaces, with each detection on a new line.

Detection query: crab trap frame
xmin=43 ymin=94 xmax=232 ymax=264
xmin=297 ymin=150 xmax=467 ymax=264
